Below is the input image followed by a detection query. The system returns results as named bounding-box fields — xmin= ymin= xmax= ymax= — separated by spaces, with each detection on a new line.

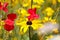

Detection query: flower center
xmin=27 ymin=21 xmax=32 ymax=25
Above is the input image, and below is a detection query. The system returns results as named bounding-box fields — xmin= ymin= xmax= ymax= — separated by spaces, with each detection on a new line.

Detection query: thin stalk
xmin=29 ymin=27 xmax=32 ymax=40
xmin=29 ymin=0 xmax=33 ymax=40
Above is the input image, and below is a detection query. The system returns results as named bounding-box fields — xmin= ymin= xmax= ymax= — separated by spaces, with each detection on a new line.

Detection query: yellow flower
xmin=0 ymin=19 xmax=5 ymax=26
xmin=44 ymin=17 xmax=49 ymax=22
xmin=53 ymin=28 xmax=59 ymax=34
xmin=46 ymin=35 xmax=54 ymax=40
xmin=0 ymin=19 xmax=5 ymax=29
xmin=22 ymin=0 xmax=31 ymax=7
xmin=45 ymin=7 xmax=54 ymax=16
xmin=17 ymin=18 xmax=42 ymax=34
xmin=17 ymin=8 xmax=30 ymax=16
xmin=58 ymin=0 xmax=60 ymax=3
xmin=0 ymin=38 xmax=3 ymax=40
xmin=11 ymin=0 xmax=19 ymax=7
xmin=5 ymin=0 xmax=11 ymax=3
xmin=32 ymin=5 xmax=41 ymax=8
xmin=33 ymin=0 xmax=44 ymax=5
xmin=52 ymin=0 xmax=57 ymax=5
xmin=0 ymin=0 xmax=4 ymax=2
xmin=50 ymin=19 xmax=56 ymax=24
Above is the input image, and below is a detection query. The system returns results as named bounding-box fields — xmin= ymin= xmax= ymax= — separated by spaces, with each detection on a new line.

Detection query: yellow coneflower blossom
xmin=15 ymin=18 xmax=43 ymax=34
xmin=45 ymin=7 xmax=54 ymax=16
xmin=33 ymin=0 xmax=44 ymax=5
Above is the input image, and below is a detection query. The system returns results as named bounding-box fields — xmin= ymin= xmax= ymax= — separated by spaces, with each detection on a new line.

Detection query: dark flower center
xmin=27 ymin=21 xmax=32 ymax=25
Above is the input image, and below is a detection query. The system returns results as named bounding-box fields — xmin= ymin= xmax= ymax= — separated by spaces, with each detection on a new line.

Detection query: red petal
xmin=5 ymin=19 xmax=14 ymax=25
xmin=28 ymin=8 xmax=36 ymax=14
xmin=28 ymin=14 xmax=39 ymax=20
xmin=7 ymin=13 xmax=17 ymax=21
xmin=3 ymin=2 xmax=8 ymax=8
xmin=3 ymin=8 xmax=8 ymax=12
xmin=0 ymin=2 xmax=3 ymax=10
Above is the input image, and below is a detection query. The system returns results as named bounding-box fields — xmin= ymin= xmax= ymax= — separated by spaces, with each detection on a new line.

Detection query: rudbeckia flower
xmin=19 ymin=18 xmax=42 ymax=34
xmin=0 ymin=2 xmax=8 ymax=13
xmin=7 ymin=13 xmax=17 ymax=21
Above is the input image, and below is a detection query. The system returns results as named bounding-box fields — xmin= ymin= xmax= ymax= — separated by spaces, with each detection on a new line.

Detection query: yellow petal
xmin=58 ymin=0 xmax=60 ymax=2
xmin=21 ymin=8 xmax=30 ymax=16
xmin=20 ymin=25 xmax=28 ymax=34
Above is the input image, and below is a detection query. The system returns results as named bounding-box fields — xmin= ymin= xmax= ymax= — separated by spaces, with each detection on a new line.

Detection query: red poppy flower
xmin=4 ymin=24 xmax=14 ymax=31
xmin=0 ymin=2 xmax=8 ymax=13
xmin=28 ymin=8 xmax=39 ymax=20
xmin=7 ymin=13 xmax=17 ymax=21
xmin=4 ymin=19 xmax=14 ymax=25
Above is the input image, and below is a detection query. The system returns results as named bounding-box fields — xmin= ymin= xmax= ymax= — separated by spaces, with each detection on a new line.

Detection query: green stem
xmin=29 ymin=27 xmax=32 ymax=40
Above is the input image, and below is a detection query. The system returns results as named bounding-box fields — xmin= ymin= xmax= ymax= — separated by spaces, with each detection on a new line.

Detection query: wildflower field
xmin=0 ymin=0 xmax=60 ymax=40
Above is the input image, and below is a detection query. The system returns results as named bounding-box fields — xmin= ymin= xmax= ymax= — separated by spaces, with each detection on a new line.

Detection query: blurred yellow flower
xmin=52 ymin=0 xmax=57 ymax=5
xmin=22 ymin=0 xmax=31 ymax=7
xmin=44 ymin=17 xmax=49 ymax=22
xmin=45 ymin=7 xmax=54 ymax=16
xmin=5 ymin=0 xmax=11 ymax=4
xmin=53 ymin=28 xmax=59 ymax=34
xmin=17 ymin=18 xmax=43 ymax=34
xmin=0 ymin=19 xmax=5 ymax=29
xmin=0 ymin=19 xmax=5 ymax=26
xmin=11 ymin=0 xmax=19 ymax=7
xmin=17 ymin=8 xmax=30 ymax=16
xmin=32 ymin=5 xmax=41 ymax=8
xmin=58 ymin=0 xmax=60 ymax=3
xmin=0 ymin=38 xmax=3 ymax=40
xmin=51 ymin=19 xmax=56 ymax=24
xmin=33 ymin=0 xmax=44 ymax=5
xmin=46 ymin=35 xmax=53 ymax=40
xmin=0 ymin=0 xmax=4 ymax=2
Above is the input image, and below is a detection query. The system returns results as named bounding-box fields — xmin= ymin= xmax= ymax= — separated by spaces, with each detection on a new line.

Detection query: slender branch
xmin=29 ymin=0 xmax=33 ymax=40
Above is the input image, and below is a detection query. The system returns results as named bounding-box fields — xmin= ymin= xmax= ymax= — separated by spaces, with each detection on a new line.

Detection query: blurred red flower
xmin=28 ymin=8 xmax=39 ymax=20
xmin=4 ymin=19 xmax=14 ymax=25
xmin=0 ymin=2 xmax=8 ymax=13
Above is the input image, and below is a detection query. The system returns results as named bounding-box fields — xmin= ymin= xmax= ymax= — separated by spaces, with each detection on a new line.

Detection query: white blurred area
xmin=37 ymin=22 xmax=59 ymax=35
xmin=48 ymin=35 xmax=60 ymax=40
